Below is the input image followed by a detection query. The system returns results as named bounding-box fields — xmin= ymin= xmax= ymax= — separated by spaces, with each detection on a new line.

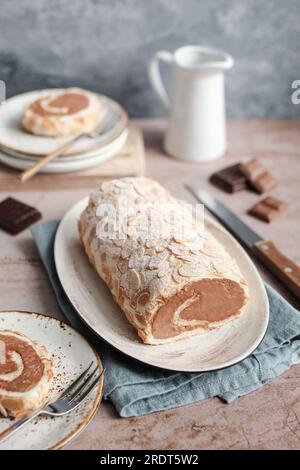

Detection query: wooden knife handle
xmin=253 ymin=240 xmax=300 ymax=299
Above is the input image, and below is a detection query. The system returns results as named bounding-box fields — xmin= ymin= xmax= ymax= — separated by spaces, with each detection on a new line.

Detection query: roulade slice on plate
xmin=0 ymin=329 xmax=54 ymax=419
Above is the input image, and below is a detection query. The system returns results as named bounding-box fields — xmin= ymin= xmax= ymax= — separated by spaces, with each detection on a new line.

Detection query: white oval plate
xmin=54 ymin=198 xmax=269 ymax=373
xmin=0 ymin=89 xmax=128 ymax=156
xmin=0 ymin=130 xmax=128 ymax=173
xmin=0 ymin=311 xmax=104 ymax=450
xmin=0 ymin=128 xmax=128 ymax=163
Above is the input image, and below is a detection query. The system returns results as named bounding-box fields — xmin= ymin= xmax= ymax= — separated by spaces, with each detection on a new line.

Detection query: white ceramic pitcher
xmin=148 ymin=45 xmax=233 ymax=162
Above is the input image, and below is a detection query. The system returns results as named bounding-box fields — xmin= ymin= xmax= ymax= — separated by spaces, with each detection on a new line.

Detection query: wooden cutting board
xmin=0 ymin=127 xmax=145 ymax=190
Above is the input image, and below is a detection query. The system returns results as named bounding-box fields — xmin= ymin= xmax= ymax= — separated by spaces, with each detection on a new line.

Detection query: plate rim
xmin=0 ymin=129 xmax=128 ymax=174
xmin=54 ymin=197 xmax=270 ymax=373
xmin=0 ymin=89 xmax=128 ymax=156
xmin=0 ymin=128 xmax=129 ymax=163
xmin=0 ymin=309 xmax=104 ymax=451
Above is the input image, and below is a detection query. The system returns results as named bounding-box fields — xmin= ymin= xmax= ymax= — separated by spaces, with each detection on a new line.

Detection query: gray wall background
xmin=0 ymin=0 xmax=299 ymax=117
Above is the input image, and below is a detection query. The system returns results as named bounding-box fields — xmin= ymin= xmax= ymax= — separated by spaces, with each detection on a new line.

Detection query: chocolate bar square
xmin=252 ymin=172 xmax=278 ymax=193
xmin=210 ymin=164 xmax=248 ymax=193
xmin=248 ymin=196 xmax=287 ymax=223
xmin=240 ymin=159 xmax=277 ymax=194
xmin=0 ymin=197 xmax=42 ymax=235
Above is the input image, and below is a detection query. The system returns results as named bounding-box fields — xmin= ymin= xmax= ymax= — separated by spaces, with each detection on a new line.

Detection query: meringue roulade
xmin=0 ymin=330 xmax=54 ymax=419
xmin=78 ymin=177 xmax=249 ymax=345
xmin=22 ymin=87 xmax=101 ymax=137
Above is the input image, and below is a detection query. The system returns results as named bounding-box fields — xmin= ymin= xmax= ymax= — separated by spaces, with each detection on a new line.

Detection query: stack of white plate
xmin=0 ymin=90 xmax=128 ymax=173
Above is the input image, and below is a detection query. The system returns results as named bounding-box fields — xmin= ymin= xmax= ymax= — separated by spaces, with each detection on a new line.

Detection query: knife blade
xmin=187 ymin=186 xmax=300 ymax=300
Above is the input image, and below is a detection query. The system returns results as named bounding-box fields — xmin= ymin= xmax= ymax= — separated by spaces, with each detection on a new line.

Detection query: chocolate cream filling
xmin=0 ymin=334 xmax=44 ymax=392
xmin=31 ymin=93 xmax=89 ymax=116
xmin=152 ymin=279 xmax=247 ymax=339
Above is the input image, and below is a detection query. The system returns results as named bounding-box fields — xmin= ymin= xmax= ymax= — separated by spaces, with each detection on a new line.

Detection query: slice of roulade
xmin=0 ymin=330 xmax=54 ymax=419
xmin=22 ymin=87 xmax=101 ymax=137
xmin=79 ymin=177 xmax=249 ymax=345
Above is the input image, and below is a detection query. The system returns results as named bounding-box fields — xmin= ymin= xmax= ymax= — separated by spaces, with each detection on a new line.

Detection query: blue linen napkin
xmin=31 ymin=220 xmax=300 ymax=417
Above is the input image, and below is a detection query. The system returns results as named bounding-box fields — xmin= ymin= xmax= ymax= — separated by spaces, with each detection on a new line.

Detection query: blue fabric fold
xmin=31 ymin=220 xmax=300 ymax=417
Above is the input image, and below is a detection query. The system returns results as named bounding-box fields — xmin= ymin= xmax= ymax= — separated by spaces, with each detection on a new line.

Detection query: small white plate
xmin=0 ymin=130 xmax=128 ymax=173
xmin=0 ymin=89 xmax=128 ymax=156
xmin=0 ymin=311 xmax=104 ymax=450
xmin=0 ymin=129 xmax=128 ymax=163
xmin=54 ymin=197 xmax=269 ymax=373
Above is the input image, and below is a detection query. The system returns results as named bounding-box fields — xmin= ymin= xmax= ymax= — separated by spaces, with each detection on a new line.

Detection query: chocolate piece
xmin=0 ymin=197 xmax=41 ymax=235
xmin=239 ymin=159 xmax=262 ymax=180
xmin=262 ymin=196 xmax=287 ymax=211
xmin=252 ymin=172 xmax=278 ymax=193
xmin=210 ymin=164 xmax=248 ymax=193
xmin=240 ymin=159 xmax=277 ymax=194
xmin=248 ymin=196 xmax=287 ymax=223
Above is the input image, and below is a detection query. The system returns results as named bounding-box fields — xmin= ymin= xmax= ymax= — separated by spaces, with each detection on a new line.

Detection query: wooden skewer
xmin=17 ymin=135 xmax=82 ymax=183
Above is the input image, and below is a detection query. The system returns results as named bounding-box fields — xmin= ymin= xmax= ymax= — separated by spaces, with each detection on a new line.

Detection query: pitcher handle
xmin=148 ymin=50 xmax=173 ymax=112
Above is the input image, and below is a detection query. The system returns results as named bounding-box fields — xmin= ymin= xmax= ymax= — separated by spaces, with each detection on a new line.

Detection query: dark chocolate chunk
xmin=240 ymin=159 xmax=277 ymax=194
xmin=0 ymin=197 xmax=42 ymax=235
xmin=210 ymin=164 xmax=248 ymax=193
xmin=248 ymin=196 xmax=287 ymax=223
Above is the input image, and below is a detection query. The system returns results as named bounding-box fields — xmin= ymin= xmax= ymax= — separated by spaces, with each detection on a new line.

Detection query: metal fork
xmin=17 ymin=107 xmax=122 ymax=183
xmin=0 ymin=361 xmax=104 ymax=444
xmin=81 ymin=108 xmax=122 ymax=139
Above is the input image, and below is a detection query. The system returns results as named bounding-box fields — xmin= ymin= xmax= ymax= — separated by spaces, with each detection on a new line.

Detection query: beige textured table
xmin=0 ymin=119 xmax=300 ymax=450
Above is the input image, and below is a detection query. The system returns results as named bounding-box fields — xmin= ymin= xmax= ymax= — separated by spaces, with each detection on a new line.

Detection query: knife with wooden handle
xmin=187 ymin=187 xmax=300 ymax=300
